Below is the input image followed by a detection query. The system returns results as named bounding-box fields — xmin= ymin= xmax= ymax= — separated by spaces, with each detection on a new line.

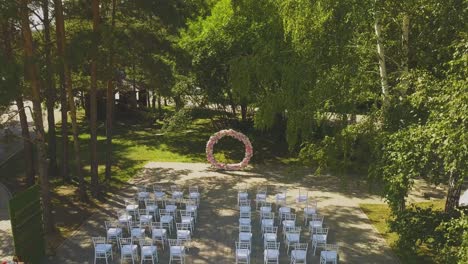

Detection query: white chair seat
xmin=138 ymin=192 xmax=149 ymax=199
xmin=238 ymin=192 xmax=248 ymax=199
xmin=119 ymin=215 xmax=132 ymax=223
xmin=177 ymin=230 xmax=191 ymax=239
xmin=161 ymin=215 xmax=173 ymax=223
xmin=146 ymin=205 xmax=158 ymax=212
xmin=312 ymin=234 xmax=327 ymax=243
xmin=264 ymin=233 xmax=277 ymax=242
xmin=172 ymin=191 xmax=183 ymax=199
xmin=279 ymin=207 xmax=291 ymax=214
xmin=96 ymin=244 xmax=112 ymax=253
xmin=152 ymin=228 xmax=167 ymax=237
xmin=239 ymin=232 xmax=252 ymax=241
xmin=287 ymin=233 xmax=300 ymax=243
xmin=189 ymin=192 xmax=200 ymax=199
xmin=126 ymin=204 xmax=139 ymax=211
xmin=170 ymin=246 xmax=185 ymax=256
xmin=131 ymin=228 xmax=145 ymax=237
xmin=309 ymin=220 xmax=323 ymax=228
xmin=142 ymin=245 xmax=157 ymax=256
xmin=262 ymin=219 xmax=274 ymax=227
xmin=256 ymin=193 xmax=266 ymax=200
xmin=320 ymin=250 xmax=337 ymax=261
xmin=181 ymin=216 xmax=194 ymax=223
xmin=239 ymin=218 xmax=251 ymax=225
xmin=140 ymin=215 xmax=153 ymax=222
xmin=283 ymin=220 xmax=295 ymax=228
xmin=240 ymin=206 xmax=251 ymax=213
xmin=297 ymin=195 xmax=307 ymax=203
xmin=155 ymin=191 xmax=165 ymax=198
xmin=276 ymin=193 xmax=286 ymax=200
xmin=186 ymin=205 xmax=197 ymax=212
xmin=291 ymin=250 xmax=307 ymax=260
xmin=264 ymin=249 xmax=280 ymax=258
xmin=260 ymin=206 xmax=272 ymax=213
xmin=304 ymin=208 xmax=317 ymax=215
xmin=166 ymin=205 xmax=177 ymax=212
xmin=122 ymin=244 xmax=138 ymax=254
xmin=107 ymin=228 xmax=122 ymax=237
xmin=236 ymin=249 xmax=250 ymax=258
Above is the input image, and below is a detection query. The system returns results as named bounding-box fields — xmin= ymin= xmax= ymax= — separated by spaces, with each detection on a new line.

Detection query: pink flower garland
xmin=206 ymin=129 xmax=253 ymax=170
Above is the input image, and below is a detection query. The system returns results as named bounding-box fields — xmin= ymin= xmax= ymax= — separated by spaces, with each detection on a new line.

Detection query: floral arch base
xmin=206 ymin=129 xmax=253 ymax=170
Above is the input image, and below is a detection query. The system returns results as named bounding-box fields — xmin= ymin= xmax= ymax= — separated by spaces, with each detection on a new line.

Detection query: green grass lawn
xmin=360 ymin=200 xmax=445 ymax=264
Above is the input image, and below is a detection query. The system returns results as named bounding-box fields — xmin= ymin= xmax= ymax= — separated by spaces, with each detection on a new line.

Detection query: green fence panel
xmin=8 ymin=184 xmax=45 ymax=264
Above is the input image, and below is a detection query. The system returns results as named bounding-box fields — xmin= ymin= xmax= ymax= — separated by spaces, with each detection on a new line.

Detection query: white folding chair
xmin=282 ymin=213 xmax=296 ymax=238
xmin=291 ymin=243 xmax=308 ymax=264
xmin=263 ymin=241 xmax=280 ymax=264
xmin=92 ymin=237 xmax=113 ymax=264
xmin=171 ymin=185 xmax=184 ymax=200
xmin=137 ymin=186 xmax=150 ymax=204
xmin=239 ymin=224 xmax=253 ymax=249
xmin=278 ymin=205 xmax=292 ymax=222
xmin=296 ymin=188 xmax=308 ymax=204
xmin=312 ymin=227 xmax=329 ymax=256
xmin=118 ymin=237 xmax=138 ymax=264
xmin=129 ymin=220 xmax=146 ymax=240
xmin=105 ymin=221 xmax=123 ymax=243
xmin=239 ymin=211 xmax=252 ymax=226
xmin=235 ymin=241 xmax=251 ymax=264
xmin=180 ymin=210 xmax=195 ymax=232
xmin=261 ymin=212 xmax=275 ymax=230
xmin=139 ymin=238 xmax=158 ymax=264
xmin=275 ymin=187 xmax=287 ymax=205
xmin=188 ymin=185 xmax=200 ymax=205
xmin=238 ymin=186 xmax=249 ymax=205
xmin=308 ymin=214 xmax=324 ymax=234
xmin=168 ymin=239 xmax=186 ymax=264
xmin=176 ymin=223 xmax=192 ymax=249
xmin=164 ymin=198 xmax=178 ymax=218
xmin=145 ymin=199 xmax=159 ymax=220
xmin=285 ymin=227 xmax=301 ymax=254
xmin=151 ymin=221 xmax=167 ymax=250
xmin=262 ymin=226 xmax=278 ymax=246
xmin=125 ymin=198 xmax=139 ymax=219
xmin=116 ymin=209 xmax=132 ymax=234
xmin=255 ymin=187 xmax=267 ymax=210
xmin=259 ymin=202 xmax=272 ymax=214
xmin=184 ymin=199 xmax=198 ymax=223
xmin=303 ymin=200 xmax=318 ymax=225
xmin=139 ymin=209 xmax=153 ymax=226
xmin=239 ymin=200 xmax=251 ymax=213
xmin=320 ymin=244 xmax=339 ymax=264
xmin=153 ymin=185 xmax=166 ymax=205
xmin=159 ymin=209 xmax=174 ymax=234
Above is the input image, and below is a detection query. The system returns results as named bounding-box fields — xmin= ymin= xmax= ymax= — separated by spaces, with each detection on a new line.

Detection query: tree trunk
xmin=240 ymin=103 xmax=247 ymax=122
xmin=90 ymin=0 xmax=100 ymax=197
xmin=16 ymin=98 xmax=36 ymax=186
xmin=445 ymin=172 xmax=462 ymax=213
xmin=105 ymin=0 xmax=116 ymax=183
xmin=42 ymin=0 xmax=58 ymax=179
xmin=54 ymin=0 xmax=87 ymax=200
xmin=401 ymin=13 xmax=409 ymax=73
xmin=374 ymin=3 xmax=389 ymax=101
xmin=19 ymin=0 xmax=54 ymax=234
xmin=164 ymin=98 xmax=167 ymax=106
xmin=59 ymin=64 xmax=69 ymax=182
xmin=151 ymin=91 xmax=156 ymax=109
xmin=158 ymin=94 xmax=162 ymax=114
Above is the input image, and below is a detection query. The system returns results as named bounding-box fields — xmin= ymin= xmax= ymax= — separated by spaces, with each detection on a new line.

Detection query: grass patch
xmin=360 ymin=200 xmax=445 ymax=264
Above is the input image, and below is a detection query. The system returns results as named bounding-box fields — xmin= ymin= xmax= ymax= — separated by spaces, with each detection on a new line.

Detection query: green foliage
xmin=435 ymin=210 xmax=468 ymax=263
xmin=161 ymin=108 xmax=192 ymax=132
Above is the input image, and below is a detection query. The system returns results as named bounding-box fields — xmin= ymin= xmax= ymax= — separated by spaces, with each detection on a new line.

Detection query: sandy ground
xmin=44 ymin=162 xmax=446 ymax=264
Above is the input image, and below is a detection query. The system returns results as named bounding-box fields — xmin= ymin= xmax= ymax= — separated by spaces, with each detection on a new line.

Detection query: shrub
xmin=162 ymin=108 xmax=192 ymax=132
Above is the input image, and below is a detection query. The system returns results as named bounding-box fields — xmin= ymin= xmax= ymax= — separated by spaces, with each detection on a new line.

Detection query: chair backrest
xmin=118 ymin=237 xmax=133 ymax=248
xmin=153 ymin=185 xmax=164 ymax=192
xmin=287 ymin=227 xmax=301 ymax=234
xmin=263 ymin=226 xmax=278 ymax=234
xmin=296 ymin=189 xmax=308 ymax=203
xmin=139 ymin=209 xmax=148 ymax=216
xmin=165 ymin=198 xmax=176 ymax=205
xmin=168 ymin=238 xmax=182 ymax=246
xmin=239 ymin=200 xmax=250 ymax=207
xmin=105 ymin=220 xmax=119 ymax=230
xmin=265 ymin=241 xmax=280 ymax=250
xmin=240 ymin=211 xmax=251 ymax=219
xmin=284 ymin=213 xmax=296 ymax=221
xmin=256 ymin=186 xmax=267 ymax=195
xmin=314 ymin=227 xmax=329 ymax=235
xmin=239 ymin=224 xmax=251 ymax=232
xmin=189 ymin=186 xmax=198 ymax=193
xmin=236 ymin=241 xmax=251 ymax=250
xmin=176 ymin=222 xmax=191 ymax=230
xmin=311 ymin=214 xmax=323 ymax=222
xmin=138 ymin=238 xmax=153 ymax=247
xmin=129 ymin=220 xmax=140 ymax=228
xmin=261 ymin=202 xmax=272 ymax=208
xmin=179 ymin=210 xmax=191 ymax=217
xmin=159 ymin=209 xmax=171 ymax=216
xmin=151 ymin=222 xmax=163 ymax=229
xmin=171 ymin=185 xmax=181 ymax=192
xmin=92 ymin=237 xmax=107 ymax=248
xmin=145 ymin=199 xmax=157 ymax=207
xmin=325 ymin=243 xmax=339 ymax=252
xmin=294 ymin=242 xmax=308 ymax=251
xmin=137 ymin=186 xmax=147 ymax=192
xmin=306 ymin=200 xmax=317 ymax=209
xmin=261 ymin=212 xmax=274 ymax=219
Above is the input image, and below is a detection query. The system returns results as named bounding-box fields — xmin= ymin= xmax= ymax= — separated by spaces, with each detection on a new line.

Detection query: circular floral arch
xmin=206 ymin=129 xmax=253 ymax=170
